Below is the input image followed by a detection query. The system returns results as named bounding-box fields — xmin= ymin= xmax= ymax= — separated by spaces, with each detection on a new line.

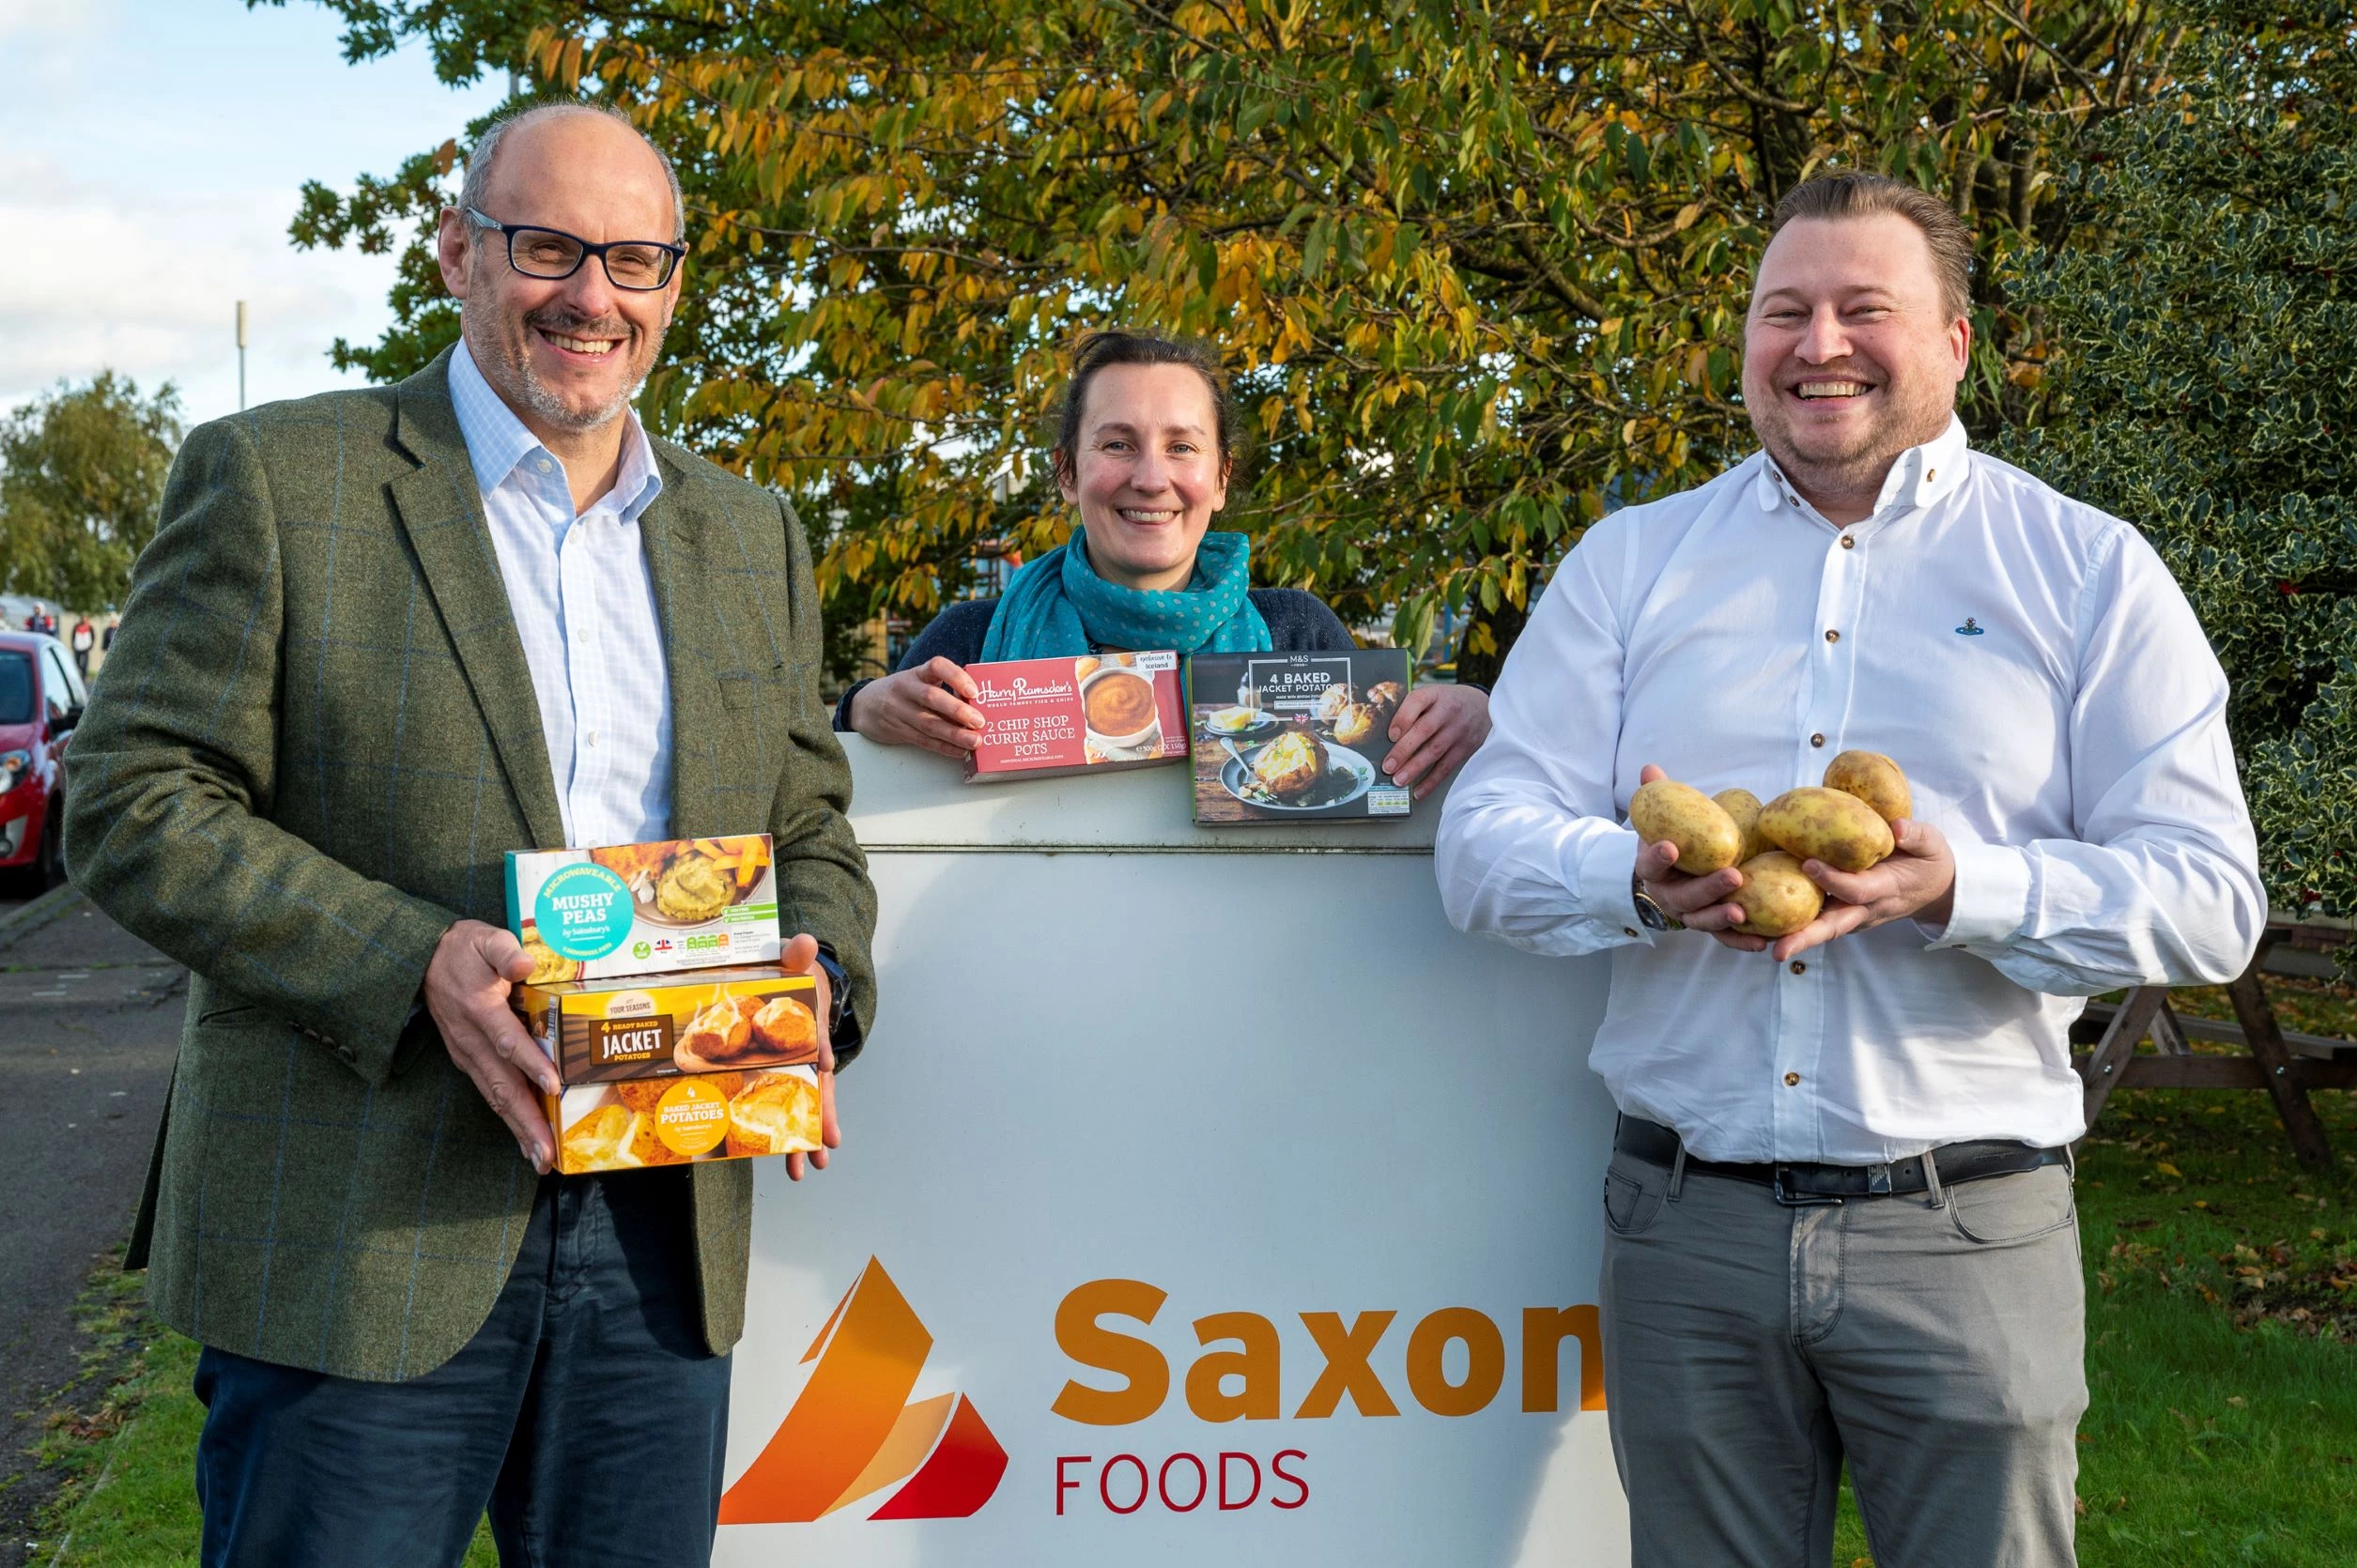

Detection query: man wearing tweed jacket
xmin=66 ymin=104 xmax=876 ymax=1566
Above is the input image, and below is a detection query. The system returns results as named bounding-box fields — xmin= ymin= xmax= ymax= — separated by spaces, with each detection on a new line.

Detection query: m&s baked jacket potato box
xmin=1185 ymin=650 xmax=1416 ymax=824
xmin=505 ymin=835 xmax=778 ymax=982
xmin=521 ymin=966 xmax=825 ymax=1175
xmin=963 ymin=651 xmax=1188 ymax=781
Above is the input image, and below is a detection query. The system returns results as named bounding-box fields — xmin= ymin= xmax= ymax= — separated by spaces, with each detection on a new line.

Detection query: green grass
xmin=1836 ymin=972 xmax=2357 ymax=1566
xmin=34 ymin=1326 xmax=497 ymax=1567
xmin=32 ymin=976 xmax=2357 ymax=1567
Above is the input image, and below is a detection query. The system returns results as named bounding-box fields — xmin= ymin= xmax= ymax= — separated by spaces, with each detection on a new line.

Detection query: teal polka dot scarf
xmin=978 ymin=528 xmax=1271 ymax=660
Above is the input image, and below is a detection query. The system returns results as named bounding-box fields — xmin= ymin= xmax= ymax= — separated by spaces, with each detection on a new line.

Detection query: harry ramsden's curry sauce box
xmin=520 ymin=966 xmax=825 ymax=1176
xmin=504 ymin=835 xmax=779 ymax=982
xmin=1185 ymin=650 xmax=1416 ymax=825
xmin=963 ymin=651 xmax=1188 ymax=781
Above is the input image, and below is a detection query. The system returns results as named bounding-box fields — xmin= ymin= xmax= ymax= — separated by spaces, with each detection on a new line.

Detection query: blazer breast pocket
xmin=716 ymin=664 xmax=792 ymax=712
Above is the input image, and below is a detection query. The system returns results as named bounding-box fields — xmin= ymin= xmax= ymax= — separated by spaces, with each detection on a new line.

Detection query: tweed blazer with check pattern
xmin=66 ymin=347 xmax=877 ymax=1382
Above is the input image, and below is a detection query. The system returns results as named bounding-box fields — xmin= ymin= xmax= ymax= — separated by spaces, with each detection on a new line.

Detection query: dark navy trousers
xmin=192 ymin=1166 xmax=732 ymax=1567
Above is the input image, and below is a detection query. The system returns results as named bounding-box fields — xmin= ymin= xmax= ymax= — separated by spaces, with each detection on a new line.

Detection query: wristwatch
xmin=1631 ymin=870 xmax=1673 ymax=933
xmin=812 ymin=943 xmax=854 ymax=1040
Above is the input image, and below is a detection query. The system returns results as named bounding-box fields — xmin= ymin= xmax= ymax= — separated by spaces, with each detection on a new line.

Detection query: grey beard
xmin=516 ymin=364 xmax=639 ymax=434
xmin=465 ymin=298 xmax=659 ymax=435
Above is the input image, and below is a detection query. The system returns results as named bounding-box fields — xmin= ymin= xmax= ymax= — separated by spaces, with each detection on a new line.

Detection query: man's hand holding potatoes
xmin=1632 ymin=754 xmax=1954 ymax=963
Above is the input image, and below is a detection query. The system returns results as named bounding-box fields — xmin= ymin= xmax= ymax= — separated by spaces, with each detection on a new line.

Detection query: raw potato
xmin=1713 ymin=788 xmax=1770 ymax=863
xmin=1758 ymin=786 xmax=1896 ymax=873
xmin=1629 ymin=779 xmax=1743 ymax=875
xmin=1823 ymin=750 xmax=1912 ymax=824
xmin=1731 ymin=851 xmax=1824 ymax=937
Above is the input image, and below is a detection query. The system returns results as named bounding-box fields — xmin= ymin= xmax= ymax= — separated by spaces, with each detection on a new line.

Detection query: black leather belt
xmin=1615 ymin=1116 xmax=2069 ymax=1206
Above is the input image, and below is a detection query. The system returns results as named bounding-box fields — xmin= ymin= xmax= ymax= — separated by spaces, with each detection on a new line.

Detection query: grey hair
xmin=457 ymin=102 xmax=686 ymax=242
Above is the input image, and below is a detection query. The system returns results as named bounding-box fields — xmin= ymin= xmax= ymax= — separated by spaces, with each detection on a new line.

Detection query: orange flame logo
xmin=718 ymin=1257 xmax=1009 ymax=1523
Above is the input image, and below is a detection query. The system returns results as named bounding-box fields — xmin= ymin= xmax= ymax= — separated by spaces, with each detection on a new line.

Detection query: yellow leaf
xmin=2155 ymin=1161 xmax=2182 ymax=1178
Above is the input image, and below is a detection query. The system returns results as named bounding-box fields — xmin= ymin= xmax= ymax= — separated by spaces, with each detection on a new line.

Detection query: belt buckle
xmin=1771 ymin=1166 xmax=1845 ymax=1207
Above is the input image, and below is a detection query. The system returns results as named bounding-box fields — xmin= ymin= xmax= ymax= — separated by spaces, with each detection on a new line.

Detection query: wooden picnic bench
xmin=2073 ymin=920 xmax=2356 ymax=1167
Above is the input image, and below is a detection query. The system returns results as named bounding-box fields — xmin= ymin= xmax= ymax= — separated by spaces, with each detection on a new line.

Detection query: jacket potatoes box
xmin=518 ymin=966 xmax=826 ymax=1176
xmin=1185 ymin=649 xmax=1418 ymax=824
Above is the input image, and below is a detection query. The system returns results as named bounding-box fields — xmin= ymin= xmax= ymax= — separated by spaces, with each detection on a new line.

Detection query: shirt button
xmin=1927 ymin=468 xmax=1937 ymax=483
xmin=1789 ymin=961 xmax=1807 ymax=976
xmin=1840 ymin=535 xmax=1856 ymax=550
xmin=1810 ymin=732 xmax=1826 ymax=747
xmin=536 ymin=457 xmax=552 ymax=473
xmin=1825 ymin=629 xmax=1841 ymax=643
xmin=1784 ymin=1072 xmax=1802 ymax=1087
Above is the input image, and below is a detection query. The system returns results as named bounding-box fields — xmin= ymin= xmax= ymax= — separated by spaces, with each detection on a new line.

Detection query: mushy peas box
xmin=520 ymin=966 xmax=825 ymax=1175
xmin=505 ymin=836 xmax=779 ymax=982
xmin=963 ymin=652 xmax=1188 ymax=781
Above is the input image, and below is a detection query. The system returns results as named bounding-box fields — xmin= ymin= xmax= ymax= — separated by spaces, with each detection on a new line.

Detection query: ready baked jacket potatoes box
xmin=1185 ymin=650 xmax=1416 ymax=824
xmin=522 ymin=966 xmax=826 ymax=1176
xmin=504 ymin=835 xmax=780 ymax=982
xmin=962 ymin=652 xmax=1188 ymax=781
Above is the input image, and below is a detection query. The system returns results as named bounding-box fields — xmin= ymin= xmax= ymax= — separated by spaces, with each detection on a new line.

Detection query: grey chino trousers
xmin=1599 ymin=1147 xmax=2087 ymax=1568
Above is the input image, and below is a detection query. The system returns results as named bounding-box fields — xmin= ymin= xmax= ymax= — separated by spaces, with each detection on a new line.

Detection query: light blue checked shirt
xmin=448 ymin=341 xmax=672 ymax=849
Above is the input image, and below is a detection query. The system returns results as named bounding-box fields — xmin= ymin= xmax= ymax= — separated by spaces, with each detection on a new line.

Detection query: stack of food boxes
xmin=506 ymin=835 xmax=824 ymax=1175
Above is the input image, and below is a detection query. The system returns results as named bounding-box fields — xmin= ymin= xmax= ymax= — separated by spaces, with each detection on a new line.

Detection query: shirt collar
xmin=1753 ymin=414 xmax=1971 ymax=522
xmin=447 ymin=338 xmax=664 ymax=524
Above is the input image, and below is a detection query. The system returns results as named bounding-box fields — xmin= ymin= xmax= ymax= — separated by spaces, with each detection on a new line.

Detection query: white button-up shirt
xmin=1435 ymin=417 xmax=2264 ymax=1163
xmin=448 ymin=341 xmax=673 ymax=849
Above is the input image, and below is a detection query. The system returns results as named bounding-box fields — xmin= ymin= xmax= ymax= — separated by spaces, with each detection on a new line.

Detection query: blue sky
xmin=0 ymin=0 xmax=504 ymax=425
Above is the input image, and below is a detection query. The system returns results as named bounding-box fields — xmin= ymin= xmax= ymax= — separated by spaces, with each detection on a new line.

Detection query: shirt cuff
xmin=1578 ymin=824 xmax=1653 ymax=946
xmin=1923 ymin=838 xmax=2031 ymax=948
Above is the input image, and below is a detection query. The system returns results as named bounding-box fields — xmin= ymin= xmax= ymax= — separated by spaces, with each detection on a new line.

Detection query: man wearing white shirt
xmin=1436 ymin=173 xmax=2263 ymax=1567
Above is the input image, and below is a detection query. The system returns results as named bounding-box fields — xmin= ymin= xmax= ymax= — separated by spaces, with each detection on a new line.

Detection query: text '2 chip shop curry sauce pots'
xmin=959 ymin=652 xmax=1190 ymax=781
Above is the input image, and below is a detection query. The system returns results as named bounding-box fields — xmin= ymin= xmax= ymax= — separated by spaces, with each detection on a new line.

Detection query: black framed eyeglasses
xmin=463 ymin=207 xmax=685 ymax=291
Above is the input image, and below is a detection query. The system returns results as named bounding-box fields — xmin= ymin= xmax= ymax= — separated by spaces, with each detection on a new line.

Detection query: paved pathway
xmin=0 ymin=890 xmax=184 ymax=1568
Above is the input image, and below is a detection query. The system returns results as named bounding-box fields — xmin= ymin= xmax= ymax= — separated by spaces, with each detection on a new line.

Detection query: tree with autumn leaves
xmin=1999 ymin=0 xmax=2357 ymax=938
xmin=273 ymin=0 xmax=2176 ymax=681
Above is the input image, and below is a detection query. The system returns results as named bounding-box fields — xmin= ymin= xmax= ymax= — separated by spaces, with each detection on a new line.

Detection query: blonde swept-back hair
xmin=1768 ymin=173 xmax=1975 ymax=323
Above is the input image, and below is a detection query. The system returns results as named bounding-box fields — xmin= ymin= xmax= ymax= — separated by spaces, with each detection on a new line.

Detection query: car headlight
xmin=0 ymin=750 xmax=29 ymax=793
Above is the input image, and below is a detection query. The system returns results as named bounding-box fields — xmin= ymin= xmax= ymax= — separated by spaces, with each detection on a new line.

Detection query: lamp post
xmin=236 ymin=300 xmax=249 ymax=411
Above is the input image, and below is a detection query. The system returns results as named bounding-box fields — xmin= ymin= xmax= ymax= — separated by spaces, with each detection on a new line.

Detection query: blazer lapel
xmin=387 ymin=352 xmax=567 ymax=850
xmin=639 ymin=453 xmax=726 ymax=840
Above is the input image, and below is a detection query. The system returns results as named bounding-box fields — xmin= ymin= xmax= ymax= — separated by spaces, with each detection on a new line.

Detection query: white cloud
xmin=0 ymin=0 xmax=501 ymax=426
xmin=0 ymin=0 xmax=111 ymax=39
xmin=0 ymin=150 xmax=403 ymax=422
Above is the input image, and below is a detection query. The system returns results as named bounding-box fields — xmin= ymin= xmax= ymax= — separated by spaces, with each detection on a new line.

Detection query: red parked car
xmin=0 ymin=630 xmax=87 ymax=895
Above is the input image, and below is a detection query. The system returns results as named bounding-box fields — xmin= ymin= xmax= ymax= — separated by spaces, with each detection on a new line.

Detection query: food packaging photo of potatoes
xmin=1185 ymin=650 xmax=1416 ymax=825
xmin=518 ymin=966 xmax=826 ymax=1175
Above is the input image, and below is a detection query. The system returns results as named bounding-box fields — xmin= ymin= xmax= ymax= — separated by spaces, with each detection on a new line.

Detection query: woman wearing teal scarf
xmin=975 ymin=527 xmax=1270 ymax=662
xmin=840 ymin=332 xmax=1491 ymax=797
